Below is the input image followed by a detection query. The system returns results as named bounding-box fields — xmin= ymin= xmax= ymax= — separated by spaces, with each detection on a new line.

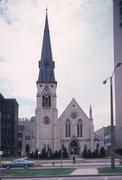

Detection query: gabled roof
xmin=94 ymin=133 xmax=104 ymax=142
xmin=59 ymin=98 xmax=89 ymax=121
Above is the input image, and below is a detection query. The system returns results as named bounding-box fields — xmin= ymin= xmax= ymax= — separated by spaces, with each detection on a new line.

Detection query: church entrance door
xmin=70 ymin=139 xmax=79 ymax=155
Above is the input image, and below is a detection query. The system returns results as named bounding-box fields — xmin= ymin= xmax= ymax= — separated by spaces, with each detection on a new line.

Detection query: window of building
xmin=71 ymin=112 xmax=77 ymax=119
xmin=2 ymin=131 xmax=6 ymax=136
xmin=3 ymin=141 xmax=6 ymax=145
xmin=18 ymin=133 xmax=23 ymax=138
xmin=3 ymin=122 xmax=7 ymax=127
xmin=7 ymin=122 xmax=11 ymax=128
xmin=7 ymin=132 xmax=11 ymax=137
xmin=65 ymin=119 xmax=71 ymax=137
xmin=119 ymin=0 xmax=122 ymax=26
xmin=44 ymin=116 xmax=50 ymax=124
xmin=3 ymin=113 xmax=6 ymax=119
xmin=77 ymin=119 xmax=82 ymax=137
xmin=18 ymin=125 xmax=25 ymax=131
xmin=42 ymin=93 xmax=51 ymax=108
xmin=18 ymin=141 xmax=22 ymax=148
xmin=120 ymin=0 xmax=122 ymax=6
xmin=7 ymin=113 xmax=10 ymax=119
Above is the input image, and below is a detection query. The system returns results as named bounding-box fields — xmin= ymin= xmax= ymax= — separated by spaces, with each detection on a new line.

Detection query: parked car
xmin=2 ymin=159 xmax=34 ymax=169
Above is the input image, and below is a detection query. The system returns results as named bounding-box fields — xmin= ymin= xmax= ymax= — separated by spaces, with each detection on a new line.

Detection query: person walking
xmin=73 ymin=156 xmax=75 ymax=164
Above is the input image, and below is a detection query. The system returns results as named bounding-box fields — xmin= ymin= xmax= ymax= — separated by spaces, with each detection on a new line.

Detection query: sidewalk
xmin=70 ymin=168 xmax=98 ymax=175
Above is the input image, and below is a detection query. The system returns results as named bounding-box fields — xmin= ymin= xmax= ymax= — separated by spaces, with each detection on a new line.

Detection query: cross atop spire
xmin=46 ymin=4 xmax=48 ymax=12
xmin=37 ymin=11 xmax=56 ymax=84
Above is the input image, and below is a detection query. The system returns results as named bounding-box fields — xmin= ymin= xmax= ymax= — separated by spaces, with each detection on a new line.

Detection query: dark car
xmin=2 ymin=159 xmax=34 ymax=169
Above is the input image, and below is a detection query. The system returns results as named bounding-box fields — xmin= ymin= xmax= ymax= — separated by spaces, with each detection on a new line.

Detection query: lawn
xmin=0 ymin=168 xmax=75 ymax=176
xmin=84 ymin=157 xmax=109 ymax=160
xmin=27 ymin=158 xmax=69 ymax=161
xmin=98 ymin=167 xmax=122 ymax=174
xmin=0 ymin=157 xmax=20 ymax=161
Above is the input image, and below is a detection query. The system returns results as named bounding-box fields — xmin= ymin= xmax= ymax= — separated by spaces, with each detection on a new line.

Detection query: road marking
xmin=58 ymin=178 xmax=62 ymax=180
xmin=103 ymin=177 xmax=108 ymax=180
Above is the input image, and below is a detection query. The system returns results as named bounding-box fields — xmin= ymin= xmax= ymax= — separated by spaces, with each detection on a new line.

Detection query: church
xmin=35 ymin=11 xmax=102 ymax=157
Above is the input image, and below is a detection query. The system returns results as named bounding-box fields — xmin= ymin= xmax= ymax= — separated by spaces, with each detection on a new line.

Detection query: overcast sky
xmin=0 ymin=0 xmax=113 ymax=130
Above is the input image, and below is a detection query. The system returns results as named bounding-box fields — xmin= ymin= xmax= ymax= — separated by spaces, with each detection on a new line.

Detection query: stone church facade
xmin=58 ymin=99 xmax=94 ymax=156
xmin=35 ymin=11 xmax=102 ymax=157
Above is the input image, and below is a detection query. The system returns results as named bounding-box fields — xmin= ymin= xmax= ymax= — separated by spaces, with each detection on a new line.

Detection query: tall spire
xmin=37 ymin=10 xmax=56 ymax=83
xmin=89 ymin=105 xmax=93 ymax=119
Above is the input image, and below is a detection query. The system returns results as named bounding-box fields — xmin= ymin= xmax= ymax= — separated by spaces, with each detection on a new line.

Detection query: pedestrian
xmin=73 ymin=156 xmax=75 ymax=164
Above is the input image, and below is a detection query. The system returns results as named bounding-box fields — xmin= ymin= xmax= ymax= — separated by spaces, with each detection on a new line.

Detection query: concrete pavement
xmin=70 ymin=168 xmax=98 ymax=175
xmin=34 ymin=158 xmax=120 ymax=168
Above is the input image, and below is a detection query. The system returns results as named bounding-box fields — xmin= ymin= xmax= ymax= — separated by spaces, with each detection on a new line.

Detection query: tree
xmin=40 ymin=148 xmax=47 ymax=158
xmin=87 ymin=149 xmax=92 ymax=158
xmin=91 ymin=151 xmax=95 ymax=158
xmin=53 ymin=150 xmax=58 ymax=158
xmin=100 ymin=146 xmax=105 ymax=157
xmin=34 ymin=149 xmax=39 ymax=159
xmin=94 ymin=148 xmax=99 ymax=157
xmin=94 ymin=143 xmax=100 ymax=157
xmin=82 ymin=144 xmax=88 ymax=158
xmin=47 ymin=148 xmax=53 ymax=158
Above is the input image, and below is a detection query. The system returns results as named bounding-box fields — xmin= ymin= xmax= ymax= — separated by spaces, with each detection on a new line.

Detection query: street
xmin=3 ymin=176 xmax=122 ymax=180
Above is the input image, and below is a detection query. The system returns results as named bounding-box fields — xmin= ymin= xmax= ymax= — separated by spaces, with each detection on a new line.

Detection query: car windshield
xmin=12 ymin=160 xmax=20 ymax=163
xmin=10 ymin=159 xmax=29 ymax=164
xmin=21 ymin=160 xmax=27 ymax=163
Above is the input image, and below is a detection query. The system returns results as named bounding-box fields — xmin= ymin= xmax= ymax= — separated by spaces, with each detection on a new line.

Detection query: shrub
xmin=29 ymin=151 xmax=34 ymax=158
xmin=62 ymin=147 xmax=68 ymax=158
xmin=82 ymin=144 xmax=87 ymax=158
xmin=40 ymin=148 xmax=47 ymax=158
xmin=87 ymin=149 xmax=92 ymax=158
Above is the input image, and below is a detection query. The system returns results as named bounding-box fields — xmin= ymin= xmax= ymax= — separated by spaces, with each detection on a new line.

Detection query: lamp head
xmin=103 ymin=80 xmax=107 ymax=84
xmin=116 ymin=62 xmax=122 ymax=67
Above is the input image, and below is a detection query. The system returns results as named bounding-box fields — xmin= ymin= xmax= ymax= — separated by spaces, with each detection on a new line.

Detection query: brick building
xmin=0 ymin=93 xmax=18 ymax=156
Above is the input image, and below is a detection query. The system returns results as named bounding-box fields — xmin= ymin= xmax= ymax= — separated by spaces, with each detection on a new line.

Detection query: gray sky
xmin=0 ymin=0 xmax=113 ymax=130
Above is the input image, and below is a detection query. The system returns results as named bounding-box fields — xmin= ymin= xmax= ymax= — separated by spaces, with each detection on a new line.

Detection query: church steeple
xmin=89 ymin=105 xmax=93 ymax=119
xmin=37 ymin=10 xmax=56 ymax=83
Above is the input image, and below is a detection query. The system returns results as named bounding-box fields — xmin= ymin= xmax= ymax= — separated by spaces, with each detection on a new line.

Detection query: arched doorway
xmin=69 ymin=139 xmax=79 ymax=155
xmin=25 ymin=144 xmax=30 ymax=154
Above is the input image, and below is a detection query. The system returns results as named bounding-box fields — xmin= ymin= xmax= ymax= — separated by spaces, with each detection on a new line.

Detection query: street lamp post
xmin=103 ymin=62 xmax=122 ymax=169
xmin=60 ymin=144 xmax=63 ymax=174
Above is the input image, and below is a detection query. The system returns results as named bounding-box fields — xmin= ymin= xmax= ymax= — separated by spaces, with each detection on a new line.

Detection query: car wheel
xmin=24 ymin=165 xmax=28 ymax=169
xmin=6 ymin=165 xmax=11 ymax=169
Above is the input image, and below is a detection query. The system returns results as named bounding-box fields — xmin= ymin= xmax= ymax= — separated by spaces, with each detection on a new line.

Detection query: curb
xmin=0 ymin=173 xmax=122 ymax=179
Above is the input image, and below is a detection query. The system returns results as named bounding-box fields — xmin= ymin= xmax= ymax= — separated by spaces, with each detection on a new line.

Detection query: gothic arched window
xmin=42 ymin=93 xmax=51 ymax=107
xmin=77 ymin=119 xmax=82 ymax=137
xmin=65 ymin=119 xmax=71 ymax=137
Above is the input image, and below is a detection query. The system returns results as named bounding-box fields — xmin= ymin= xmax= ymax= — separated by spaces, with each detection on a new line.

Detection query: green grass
xmin=27 ymin=158 xmax=69 ymax=161
xmin=98 ymin=167 xmax=122 ymax=174
xmin=84 ymin=157 xmax=107 ymax=160
xmin=0 ymin=157 xmax=21 ymax=161
xmin=0 ymin=168 xmax=75 ymax=176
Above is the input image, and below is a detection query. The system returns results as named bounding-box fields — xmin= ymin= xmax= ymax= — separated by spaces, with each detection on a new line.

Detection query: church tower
xmin=35 ymin=11 xmax=59 ymax=153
